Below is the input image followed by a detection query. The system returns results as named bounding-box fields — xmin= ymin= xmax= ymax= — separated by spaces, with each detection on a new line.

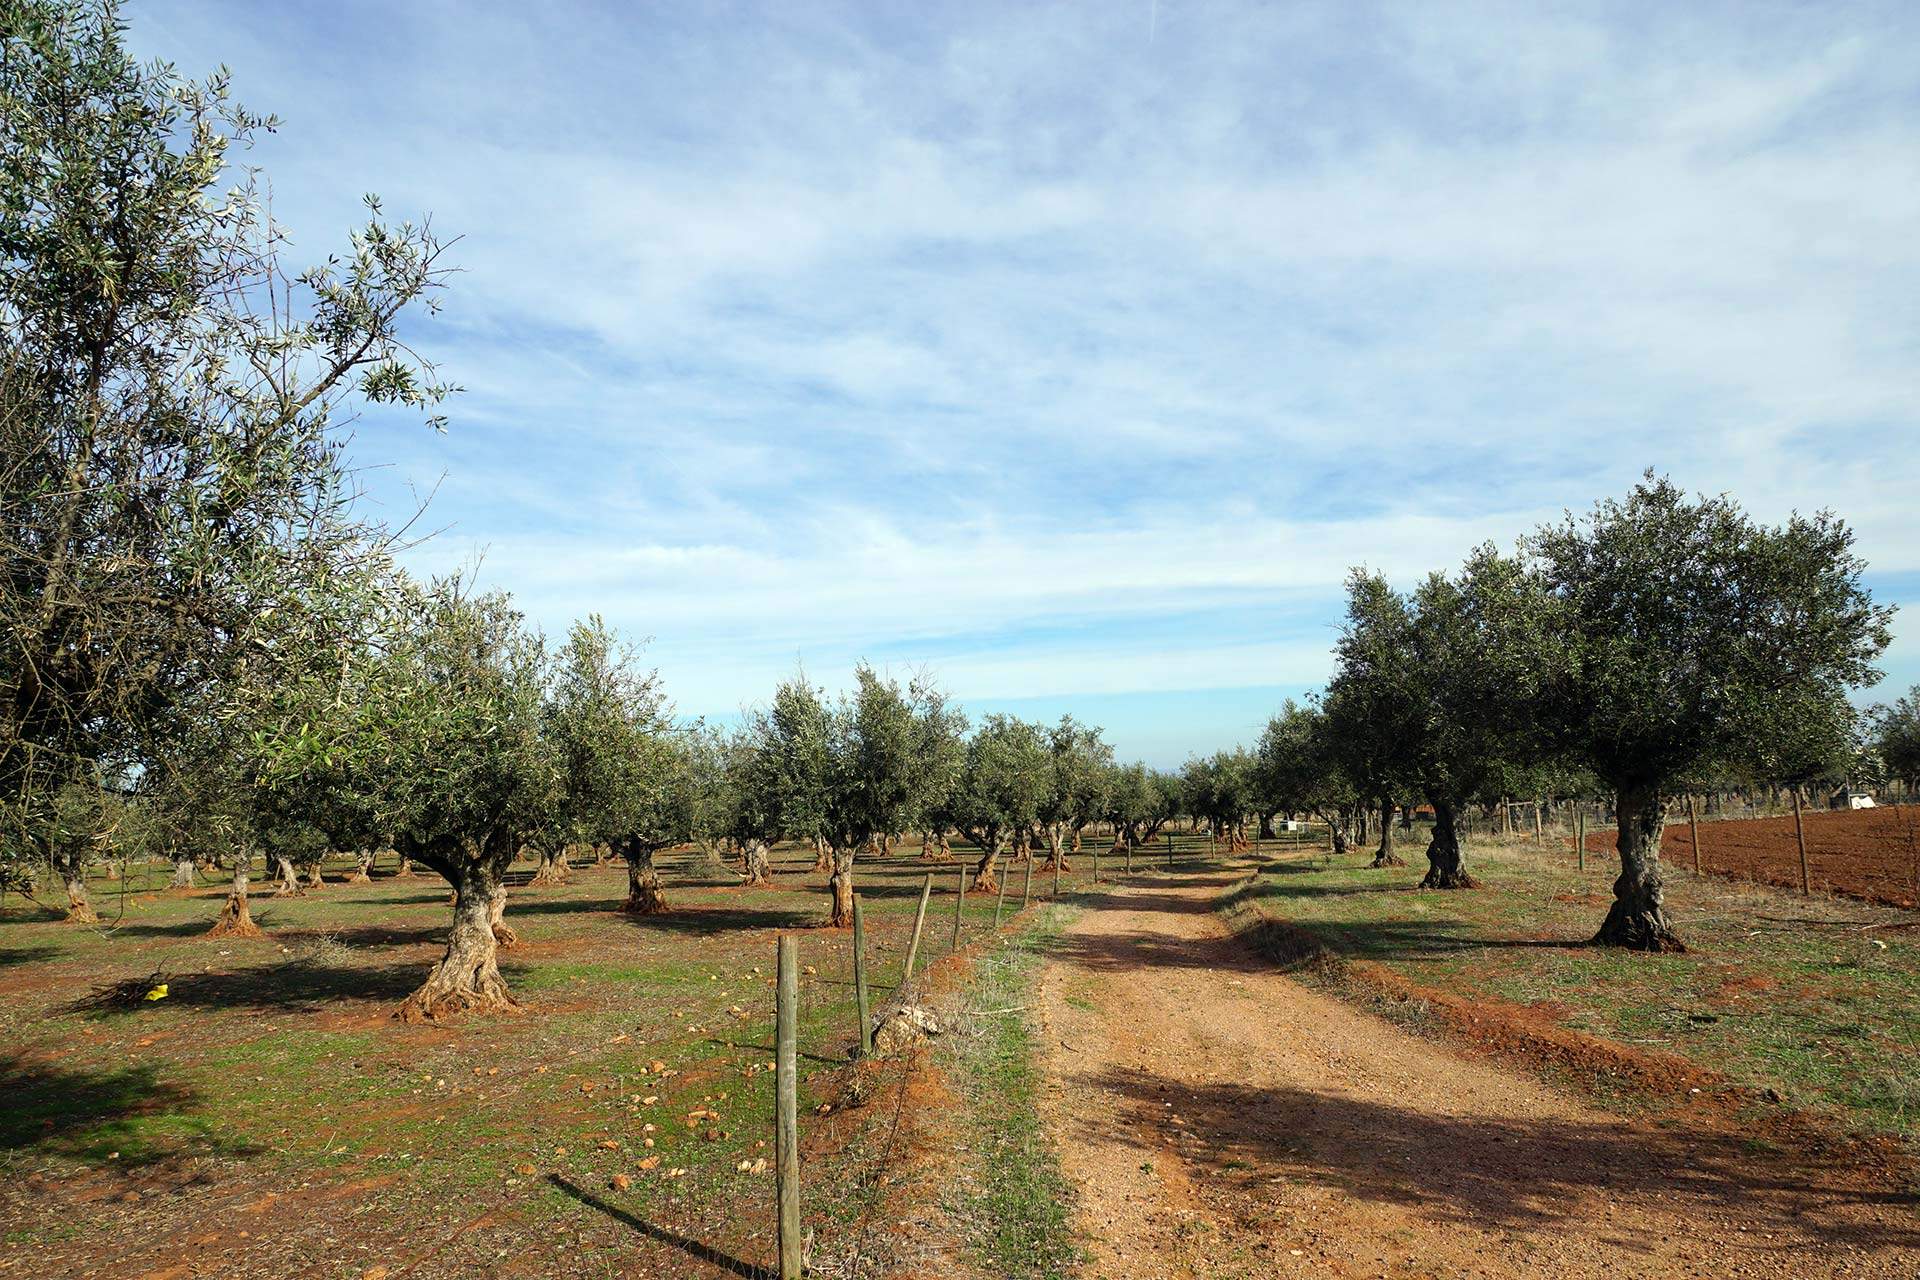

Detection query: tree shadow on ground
xmin=0 ymin=1053 xmax=259 ymax=1170
xmin=1048 ymin=907 xmax=1583 ymax=975
xmin=547 ymin=1173 xmax=767 ymax=1277
xmin=495 ymin=895 xmax=621 ymax=917
xmin=283 ymin=923 xmax=451 ymax=949
xmin=717 ymin=1036 xmax=848 ymax=1067
xmin=0 ymin=942 xmax=58 ymax=968
xmin=622 ymin=904 xmax=821 ymax=937
xmin=503 ymin=897 xmax=819 ymax=935
xmin=1074 ymin=1065 xmax=1920 ymax=1252
xmin=1233 ymin=879 xmax=1426 ymax=901
xmin=58 ymin=956 xmax=506 ymax=1016
xmin=107 ymin=917 xmax=239 ymax=939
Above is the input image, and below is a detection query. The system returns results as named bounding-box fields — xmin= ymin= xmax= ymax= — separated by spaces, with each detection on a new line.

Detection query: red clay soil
xmin=1575 ymin=805 xmax=1920 ymax=908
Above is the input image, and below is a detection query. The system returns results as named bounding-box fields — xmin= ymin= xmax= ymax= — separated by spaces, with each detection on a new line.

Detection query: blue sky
xmin=131 ymin=1 xmax=1920 ymax=767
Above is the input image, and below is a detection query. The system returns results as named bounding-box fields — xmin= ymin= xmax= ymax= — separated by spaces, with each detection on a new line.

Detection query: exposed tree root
xmin=398 ymin=980 xmax=521 ymax=1024
xmin=1592 ymin=905 xmax=1687 ymax=952
xmin=206 ymin=895 xmax=263 ymax=939
xmin=623 ymin=886 xmax=669 ymax=914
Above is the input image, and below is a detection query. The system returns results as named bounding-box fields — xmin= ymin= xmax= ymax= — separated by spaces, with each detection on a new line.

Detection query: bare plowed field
xmin=1577 ymin=804 xmax=1920 ymax=908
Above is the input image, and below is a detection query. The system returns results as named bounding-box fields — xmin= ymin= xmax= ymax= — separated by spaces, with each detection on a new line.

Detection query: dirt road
xmin=1033 ymin=868 xmax=1920 ymax=1279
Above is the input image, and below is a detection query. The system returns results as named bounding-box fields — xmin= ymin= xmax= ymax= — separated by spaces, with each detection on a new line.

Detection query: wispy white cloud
xmin=134 ymin=0 xmax=1920 ymax=759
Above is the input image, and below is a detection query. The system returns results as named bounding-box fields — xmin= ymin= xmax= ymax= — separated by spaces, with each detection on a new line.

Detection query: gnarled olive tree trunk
xmin=61 ymin=858 xmax=96 ymax=923
xmin=828 ymin=841 xmax=856 ymax=927
xmin=528 ymin=844 xmax=570 ymax=886
xmin=170 ymin=856 xmax=196 ymax=888
xmin=207 ymin=854 xmax=261 ymax=938
xmin=740 ymin=839 xmax=772 ymax=886
xmin=1371 ymin=796 xmax=1405 ymax=868
xmin=1039 ymin=822 xmax=1070 ymax=871
xmin=1594 ymin=783 xmax=1685 ymax=951
xmin=1322 ymin=810 xmax=1349 ymax=858
xmin=272 ymin=855 xmax=301 ymax=896
xmin=969 ymin=829 xmax=1005 ymax=892
xmin=304 ymin=860 xmax=325 ymax=890
xmin=1419 ymin=800 xmax=1475 ymax=889
xmin=401 ymin=854 xmax=520 ymax=1023
xmin=346 ymin=849 xmax=376 ymax=884
xmin=811 ymin=834 xmax=830 ymax=873
xmin=488 ymin=880 xmax=518 ymax=947
xmin=621 ymin=839 xmax=668 ymax=914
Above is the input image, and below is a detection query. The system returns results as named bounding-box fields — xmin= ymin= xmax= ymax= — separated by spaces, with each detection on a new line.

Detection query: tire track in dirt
xmin=1033 ymin=868 xmax=1920 ymax=1279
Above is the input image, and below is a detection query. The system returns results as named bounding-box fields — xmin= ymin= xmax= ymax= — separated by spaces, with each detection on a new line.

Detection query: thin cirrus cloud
xmin=130 ymin=0 xmax=1920 ymax=765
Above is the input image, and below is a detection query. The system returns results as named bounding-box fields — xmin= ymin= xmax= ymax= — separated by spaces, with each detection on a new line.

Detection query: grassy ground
xmin=0 ymin=839 xmax=1111 ymax=1279
xmin=1229 ymin=833 xmax=1920 ymax=1141
xmin=936 ymin=907 xmax=1083 ymax=1280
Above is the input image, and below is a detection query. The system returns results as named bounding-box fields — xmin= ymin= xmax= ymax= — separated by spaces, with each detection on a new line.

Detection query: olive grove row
xmin=0 ymin=2 xmax=1901 ymax=1020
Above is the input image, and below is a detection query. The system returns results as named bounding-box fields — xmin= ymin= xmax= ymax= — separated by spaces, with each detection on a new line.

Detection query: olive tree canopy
xmin=948 ymin=714 xmax=1048 ymax=891
xmin=1530 ymin=473 xmax=1892 ymax=950
xmin=0 ymin=0 xmax=455 ymax=918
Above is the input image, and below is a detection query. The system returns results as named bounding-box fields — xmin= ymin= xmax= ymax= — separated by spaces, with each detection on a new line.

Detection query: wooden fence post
xmin=851 ymin=898 xmax=872 ymax=1058
xmin=1792 ymin=787 xmax=1811 ymax=895
xmin=1533 ymin=801 xmax=1543 ymax=846
xmin=1167 ymin=832 xmax=1174 ymax=869
xmin=1687 ymin=794 xmax=1702 ymax=875
xmin=1575 ymin=806 xmax=1585 ymax=873
xmin=1092 ymin=843 xmax=1100 ymax=886
xmin=902 ymin=874 xmax=932 ymax=982
xmin=1022 ymin=853 xmax=1034 ymax=910
xmin=775 ymin=935 xmax=801 ymax=1280
xmin=952 ymin=862 xmax=964 ymax=952
xmin=1052 ymin=849 xmax=1061 ymax=898
xmin=1126 ymin=837 xmax=1134 ymax=874
xmin=994 ymin=863 xmax=1008 ymax=927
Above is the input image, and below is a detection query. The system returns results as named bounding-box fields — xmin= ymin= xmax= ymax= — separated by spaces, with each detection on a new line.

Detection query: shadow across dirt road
xmin=1081 ymin=1065 xmax=1920 ymax=1253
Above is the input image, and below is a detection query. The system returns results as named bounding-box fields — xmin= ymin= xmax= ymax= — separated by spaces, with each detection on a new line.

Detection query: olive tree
xmin=743 ymin=675 xmax=833 ymax=884
xmin=545 ymin=616 xmax=685 ymax=914
xmin=259 ymin=579 xmax=554 ymax=1019
xmin=1181 ymin=749 xmax=1255 ymax=851
xmin=1397 ymin=547 xmax=1563 ymax=889
xmin=904 ymin=681 xmax=969 ymax=856
xmin=1530 ymin=475 xmax=1892 ymax=950
xmin=1872 ymin=687 xmax=1920 ymax=797
xmin=1254 ymin=700 xmax=1358 ymax=855
xmin=1324 ymin=571 xmax=1422 ymax=868
xmin=0 ymin=0 xmax=455 ymax=918
xmin=1036 ymin=716 xmax=1112 ymax=870
xmin=1107 ymin=763 xmax=1181 ymax=852
xmin=720 ymin=726 xmax=786 ymax=886
xmin=815 ymin=666 xmax=944 ymax=926
xmin=948 ymin=715 xmax=1049 ymax=891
